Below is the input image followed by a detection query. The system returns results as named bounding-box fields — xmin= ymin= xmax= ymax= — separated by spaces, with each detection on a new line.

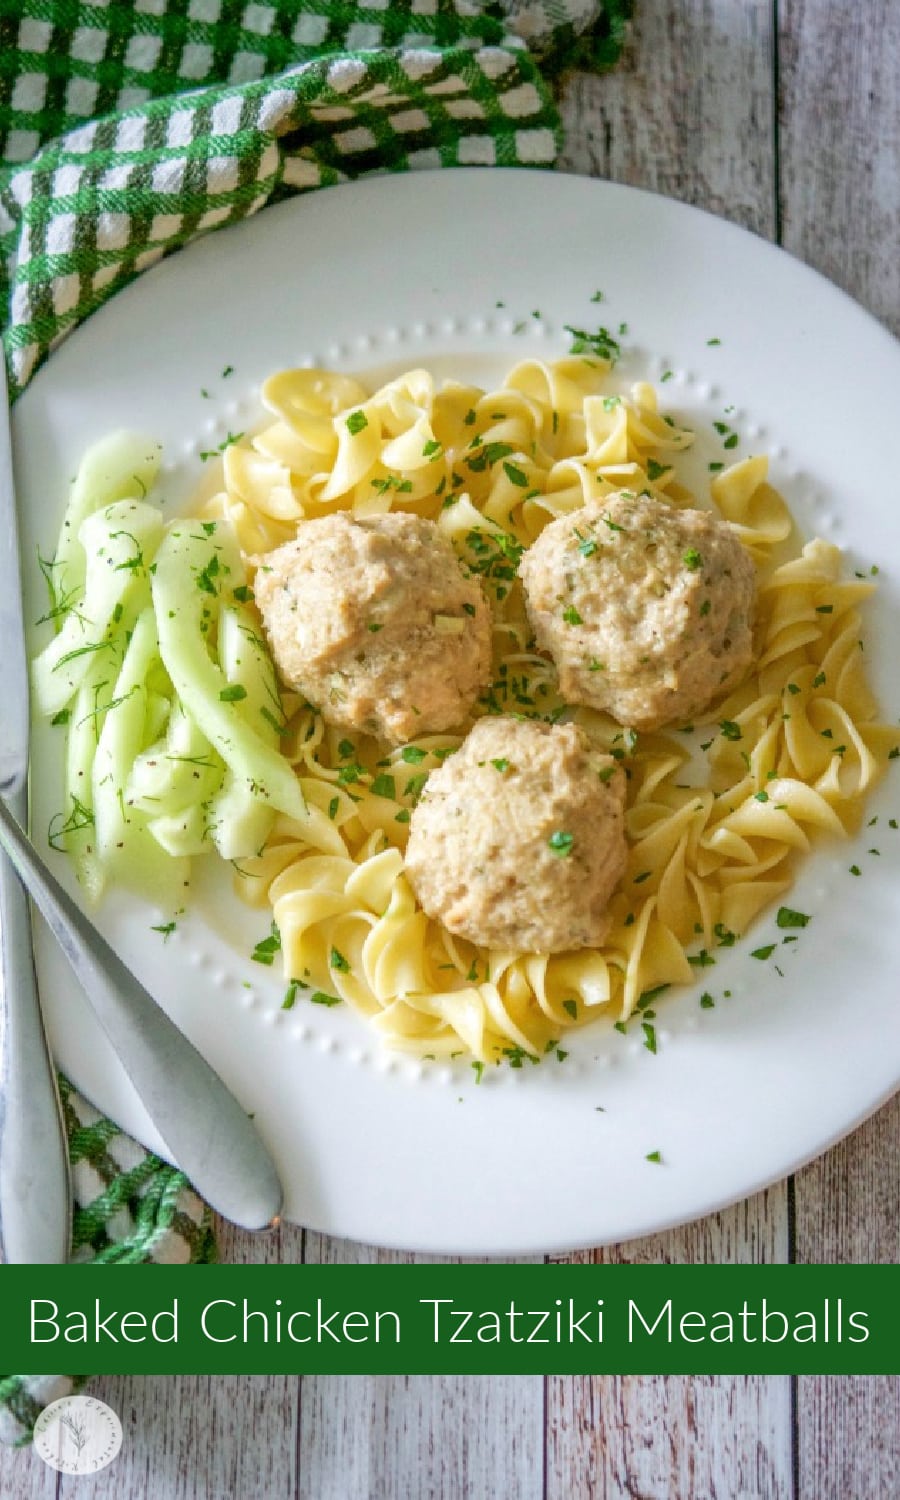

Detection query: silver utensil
xmin=0 ymin=360 xmax=283 ymax=1242
xmin=0 ymin=787 xmax=71 ymax=1264
xmin=0 ymin=350 xmax=71 ymax=1264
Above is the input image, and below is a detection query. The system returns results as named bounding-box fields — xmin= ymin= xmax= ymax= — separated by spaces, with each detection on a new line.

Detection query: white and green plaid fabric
xmin=0 ymin=0 xmax=629 ymax=1445
xmin=1 ymin=0 xmax=630 ymax=396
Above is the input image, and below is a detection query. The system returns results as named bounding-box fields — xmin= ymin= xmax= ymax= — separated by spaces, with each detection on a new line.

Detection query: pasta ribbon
xmin=192 ymin=361 xmax=893 ymax=1061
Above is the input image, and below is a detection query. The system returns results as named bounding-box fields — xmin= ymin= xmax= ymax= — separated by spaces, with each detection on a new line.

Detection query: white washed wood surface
xmin=3 ymin=1 xmax=898 ymax=1496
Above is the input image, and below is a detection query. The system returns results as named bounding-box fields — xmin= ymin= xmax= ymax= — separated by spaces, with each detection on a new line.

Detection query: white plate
xmin=14 ymin=170 xmax=900 ymax=1255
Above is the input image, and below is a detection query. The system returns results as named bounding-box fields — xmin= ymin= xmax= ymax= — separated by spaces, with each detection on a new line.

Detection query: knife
xmin=0 ymin=352 xmax=71 ymax=1264
xmin=0 ymin=359 xmax=284 ymax=1237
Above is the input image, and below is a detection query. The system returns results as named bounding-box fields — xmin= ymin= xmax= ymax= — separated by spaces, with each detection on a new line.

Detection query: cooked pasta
xmin=201 ymin=357 xmax=891 ymax=1061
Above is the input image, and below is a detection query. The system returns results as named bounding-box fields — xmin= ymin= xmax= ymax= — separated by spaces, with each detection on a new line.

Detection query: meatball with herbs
xmin=253 ymin=511 xmax=492 ymax=743
xmin=518 ymin=490 xmax=756 ymax=732
xmin=404 ymin=717 xmax=627 ymax=953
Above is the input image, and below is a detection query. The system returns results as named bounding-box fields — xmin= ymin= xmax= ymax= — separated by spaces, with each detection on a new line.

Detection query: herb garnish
xmin=251 ymin=922 xmax=281 ymax=965
xmin=564 ymin=324 xmax=621 ymax=364
xmin=776 ymin=906 xmax=810 ymax=929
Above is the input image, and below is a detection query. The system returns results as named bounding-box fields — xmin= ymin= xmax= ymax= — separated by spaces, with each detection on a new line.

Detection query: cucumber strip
xmin=50 ymin=431 xmax=162 ymax=615
xmin=32 ymin=500 xmax=164 ymax=718
xmin=207 ymin=779 xmax=275 ymax=861
xmin=147 ymin=804 xmax=213 ymax=858
xmin=56 ymin=653 xmax=110 ymax=902
xmin=151 ymin=522 xmax=342 ymax=852
xmin=144 ymin=690 xmax=172 ymax=746
xmin=217 ymin=604 xmax=286 ymax=744
xmin=206 ymin=603 xmax=280 ymax=859
xmin=127 ymin=700 xmax=224 ymax=817
xmin=91 ymin=606 xmax=188 ymax=898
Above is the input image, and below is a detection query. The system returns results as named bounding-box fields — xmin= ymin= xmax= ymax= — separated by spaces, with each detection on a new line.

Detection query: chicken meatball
xmin=404 ymin=717 xmax=627 ymax=953
xmin=253 ymin=511 xmax=492 ymax=743
xmin=518 ymin=491 xmax=756 ymax=732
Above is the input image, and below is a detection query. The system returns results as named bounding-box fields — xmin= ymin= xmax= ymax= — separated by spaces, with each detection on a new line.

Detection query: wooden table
xmin=4 ymin=2 xmax=898 ymax=1495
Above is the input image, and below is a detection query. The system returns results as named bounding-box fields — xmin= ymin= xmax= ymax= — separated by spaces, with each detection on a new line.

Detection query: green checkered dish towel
xmin=1 ymin=0 xmax=630 ymax=395
xmin=0 ymin=0 xmax=629 ymax=1444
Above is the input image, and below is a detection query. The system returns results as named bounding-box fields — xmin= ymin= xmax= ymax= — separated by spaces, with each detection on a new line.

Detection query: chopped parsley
xmin=199 ymin=430 xmax=243 ymax=461
xmin=751 ymin=944 xmax=777 ymax=960
xmin=776 ymin=906 xmax=810 ymax=929
xmin=645 ymin=1150 xmax=663 ymax=1164
xmin=490 ymin=758 xmax=510 ymax=773
xmin=562 ymin=605 xmax=583 ymax=625
xmin=311 ymin=991 xmax=342 ymax=1007
xmin=466 ymin=441 xmax=515 ymax=472
xmin=683 ymin=548 xmax=703 ymax=570
xmin=564 ymin=324 xmax=621 ymax=364
xmin=422 ymin=438 xmax=442 ymax=458
xmin=547 ymin=830 xmax=574 ymax=857
xmin=503 ymin=460 xmax=529 ymax=487
xmin=719 ymin=719 xmax=742 ymax=741
xmin=251 ymin=922 xmax=281 ymax=965
xmin=194 ymin=553 xmax=222 ymax=596
xmin=401 ymin=746 xmax=427 ymax=764
xmin=337 ymin=762 xmax=365 ymax=785
xmin=371 ymin=476 xmax=413 ymax=496
xmin=219 ymin=683 xmax=247 ymax=703
xmin=371 ymin=773 xmax=396 ymax=799
xmin=151 ymin=921 xmax=176 ymax=940
xmin=346 ymin=409 xmax=368 ymax=435
xmin=330 ymin=947 xmax=350 ymax=972
xmin=647 ymin=459 xmax=670 ymax=482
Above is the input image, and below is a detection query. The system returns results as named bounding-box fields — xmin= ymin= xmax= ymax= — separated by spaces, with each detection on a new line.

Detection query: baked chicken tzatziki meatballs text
xmin=518 ymin=490 xmax=756 ymax=732
xmin=404 ymin=717 xmax=627 ymax=954
xmin=253 ymin=510 xmax=492 ymax=743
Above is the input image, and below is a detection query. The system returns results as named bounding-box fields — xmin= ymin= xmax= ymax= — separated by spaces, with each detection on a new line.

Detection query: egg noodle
xmin=201 ymin=357 xmax=892 ymax=1061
